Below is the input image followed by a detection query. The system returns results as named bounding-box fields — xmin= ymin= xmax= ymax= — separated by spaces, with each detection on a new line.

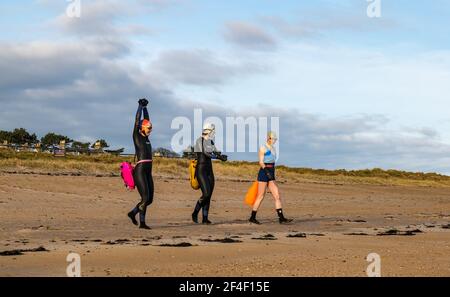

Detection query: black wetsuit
xmin=129 ymin=105 xmax=153 ymax=225
xmin=192 ymin=137 xmax=219 ymax=223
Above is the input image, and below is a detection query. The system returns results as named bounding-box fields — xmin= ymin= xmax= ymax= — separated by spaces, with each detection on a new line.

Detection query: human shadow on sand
xmin=0 ymin=246 xmax=48 ymax=256
xmin=200 ymin=238 xmax=242 ymax=243
xmin=377 ymin=229 xmax=423 ymax=236
xmin=251 ymin=234 xmax=277 ymax=241
xmin=156 ymin=242 xmax=195 ymax=247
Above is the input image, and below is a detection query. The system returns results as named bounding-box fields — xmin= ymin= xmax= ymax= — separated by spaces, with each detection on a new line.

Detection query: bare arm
xmin=259 ymin=146 xmax=266 ymax=169
xmin=259 ymin=146 xmax=274 ymax=180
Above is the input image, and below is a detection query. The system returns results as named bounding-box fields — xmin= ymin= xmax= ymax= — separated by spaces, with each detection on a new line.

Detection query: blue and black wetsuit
xmin=128 ymin=105 xmax=153 ymax=228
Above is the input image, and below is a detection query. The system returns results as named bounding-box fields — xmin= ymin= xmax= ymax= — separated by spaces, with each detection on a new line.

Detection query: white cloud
xmin=1 ymin=1 xmax=449 ymax=174
xmin=1 ymin=39 xmax=449 ymax=174
xmin=150 ymin=49 xmax=269 ymax=86
xmin=223 ymin=21 xmax=277 ymax=52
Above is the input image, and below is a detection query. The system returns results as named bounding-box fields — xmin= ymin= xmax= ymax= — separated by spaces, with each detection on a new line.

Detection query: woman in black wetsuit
xmin=191 ymin=123 xmax=228 ymax=224
xmin=127 ymin=98 xmax=154 ymax=229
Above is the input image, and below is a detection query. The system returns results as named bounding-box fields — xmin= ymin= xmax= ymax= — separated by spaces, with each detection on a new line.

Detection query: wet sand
xmin=0 ymin=173 xmax=449 ymax=276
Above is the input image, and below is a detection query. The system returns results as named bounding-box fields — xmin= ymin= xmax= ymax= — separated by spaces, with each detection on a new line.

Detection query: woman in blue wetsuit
xmin=249 ymin=131 xmax=292 ymax=225
xmin=127 ymin=98 xmax=154 ymax=230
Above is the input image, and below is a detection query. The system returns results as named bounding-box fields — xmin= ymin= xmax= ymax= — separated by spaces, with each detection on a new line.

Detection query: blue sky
xmin=1 ymin=0 xmax=450 ymax=173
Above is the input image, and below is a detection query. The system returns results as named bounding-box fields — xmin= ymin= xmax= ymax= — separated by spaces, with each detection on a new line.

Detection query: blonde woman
xmin=249 ymin=132 xmax=292 ymax=224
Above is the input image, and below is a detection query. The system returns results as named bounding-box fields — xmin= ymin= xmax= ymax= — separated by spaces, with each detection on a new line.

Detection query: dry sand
xmin=0 ymin=173 xmax=449 ymax=276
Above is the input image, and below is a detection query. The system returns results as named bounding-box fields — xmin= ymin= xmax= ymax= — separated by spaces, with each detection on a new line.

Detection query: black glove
xmin=264 ymin=167 xmax=274 ymax=180
xmin=213 ymin=152 xmax=227 ymax=162
xmin=138 ymin=98 xmax=149 ymax=107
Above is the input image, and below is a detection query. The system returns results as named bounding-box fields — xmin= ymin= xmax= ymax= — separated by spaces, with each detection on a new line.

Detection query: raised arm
xmin=134 ymin=98 xmax=149 ymax=133
xmin=143 ymin=106 xmax=149 ymax=121
xmin=134 ymin=105 xmax=143 ymax=132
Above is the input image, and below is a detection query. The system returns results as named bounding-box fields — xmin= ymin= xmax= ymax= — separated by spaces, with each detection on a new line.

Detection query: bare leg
xmin=249 ymin=182 xmax=267 ymax=224
xmin=268 ymin=181 xmax=292 ymax=223
xmin=252 ymin=182 xmax=268 ymax=211
xmin=268 ymin=181 xmax=282 ymax=209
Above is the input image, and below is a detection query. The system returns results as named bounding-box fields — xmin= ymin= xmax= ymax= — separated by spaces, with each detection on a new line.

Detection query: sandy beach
xmin=1 ymin=173 xmax=449 ymax=276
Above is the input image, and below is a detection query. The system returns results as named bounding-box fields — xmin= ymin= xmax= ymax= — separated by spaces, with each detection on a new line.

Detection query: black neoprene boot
xmin=127 ymin=211 xmax=138 ymax=226
xmin=192 ymin=201 xmax=201 ymax=223
xmin=139 ymin=223 xmax=151 ymax=230
xmin=202 ymin=218 xmax=212 ymax=224
xmin=202 ymin=202 xmax=212 ymax=224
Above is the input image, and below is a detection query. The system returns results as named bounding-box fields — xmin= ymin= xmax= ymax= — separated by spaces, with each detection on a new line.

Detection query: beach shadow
xmin=156 ymin=242 xmax=195 ymax=247
xmin=0 ymin=246 xmax=48 ymax=256
xmin=200 ymin=238 xmax=242 ymax=243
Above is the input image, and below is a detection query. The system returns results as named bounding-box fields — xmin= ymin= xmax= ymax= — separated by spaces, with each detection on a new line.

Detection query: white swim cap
xmin=203 ymin=123 xmax=215 ymax=134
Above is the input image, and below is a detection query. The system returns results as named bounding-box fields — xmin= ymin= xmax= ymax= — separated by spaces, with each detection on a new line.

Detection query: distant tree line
xmin=0 ymin=128 xmax=110 ymax=151
xmin=0 ymin=128 xmax=38 ymax=145
xmin=0 ymin=128 xmax=180 ymax=158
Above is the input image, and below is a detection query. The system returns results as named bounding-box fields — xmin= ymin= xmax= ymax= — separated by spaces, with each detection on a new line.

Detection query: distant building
xmin=0 ymin=140 xmax=8 ymax=149
xmin=182 ymin=146 xmax=196 ymax=159
xmin=153 ymin=147 xmax=180 ymax=158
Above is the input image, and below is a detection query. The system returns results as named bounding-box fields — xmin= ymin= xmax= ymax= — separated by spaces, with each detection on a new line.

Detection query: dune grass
xmin=1 ymin=149 xmax=450 ymax=187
